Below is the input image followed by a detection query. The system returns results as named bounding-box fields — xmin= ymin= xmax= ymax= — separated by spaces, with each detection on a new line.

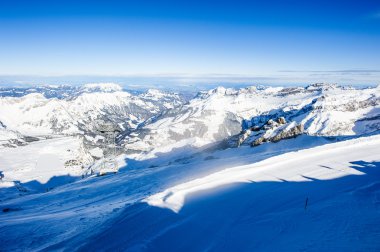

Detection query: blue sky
xmin=0 ymin=0 xmax=379 ymax=86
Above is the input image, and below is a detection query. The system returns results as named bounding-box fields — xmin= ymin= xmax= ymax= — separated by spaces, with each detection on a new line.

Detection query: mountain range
xmin=1 ymin=83 xmax=380 ymax=251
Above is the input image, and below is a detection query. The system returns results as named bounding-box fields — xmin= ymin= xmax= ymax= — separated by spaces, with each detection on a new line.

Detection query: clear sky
xmin=0 ymin=0 xmax=379 ymax=86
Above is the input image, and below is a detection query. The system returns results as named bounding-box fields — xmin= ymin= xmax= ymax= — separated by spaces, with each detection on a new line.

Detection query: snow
xmin=0 ymin=128 xmax=20 ymax=142
xmin=125 ymin=84 xmax=380 ymax=155
xmin=145 ymin=135 xmax=379 ymax=213
xmin=0 ymin=136 xmax=91 ymax=199
xmin=89 ymin=147 xmax=103 ymax=159
xmin=0 ymin=84 xmax=380 ymax=251
xmin=0 ymin=134 xmax=380 ymax=251
xmin=0 ymin=87 xmax=183 ymax=136
xmin=89 ymin=136 xmax=380 ymax=251
xmin=82 ymin=83 xmax=123 ymax=92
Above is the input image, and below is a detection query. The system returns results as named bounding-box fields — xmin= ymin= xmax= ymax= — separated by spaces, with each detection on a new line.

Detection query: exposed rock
xmin=8 ymin=139 xmax=27 ymax=147
xmin=247 ymin=122 xmax=304 ymax=147
xmin=231 ymin=115 xmax=304 ymax=148
xmin=252 ymin=137 xmax=266 ymax=147
xmin=251 ymin=126 xmax=261 ymax=131
xmin=64 ymin=159 xmax=82 ymax=167
xmin=277 ymin=117 xmax=286 ymax=124
xmin=271 ymin=124 xmax=304 ymax=142
xmin=267 ymin=119 xmax=275 ymax=126
xmin=23 ymin=136 xmax=40 ymax=143
xmin=237 ymin=129 xmax=251 ymax=146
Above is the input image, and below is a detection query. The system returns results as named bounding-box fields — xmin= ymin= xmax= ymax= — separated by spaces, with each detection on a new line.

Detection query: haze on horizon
xmin=0 ymin=0 xmax=380 ymax=86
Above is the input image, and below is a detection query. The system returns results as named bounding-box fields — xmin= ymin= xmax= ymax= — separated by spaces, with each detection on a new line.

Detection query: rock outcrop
xmin=229 ymin=116 xmax=304 ymax=148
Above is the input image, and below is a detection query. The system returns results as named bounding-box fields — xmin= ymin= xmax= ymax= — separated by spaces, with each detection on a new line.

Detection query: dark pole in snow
xmin=304 ymin=197 xmax=308 ymax=210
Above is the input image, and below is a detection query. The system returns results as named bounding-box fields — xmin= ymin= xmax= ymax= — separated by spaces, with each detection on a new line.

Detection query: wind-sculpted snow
xmin=145 ymin=135 xmax=380 ymax=213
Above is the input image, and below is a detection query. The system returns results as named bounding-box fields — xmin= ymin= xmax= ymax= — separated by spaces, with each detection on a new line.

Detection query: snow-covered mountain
xmin=124 ymin=84 xmax=380 ymax=156
xmin=1 ymin=83 xmax=380 ymax=251
xmin=0 ymin=85 xmax=78 ymax=99
xmin=0 ymin=83 xmax=185 ymax=198
xmin=0 ymin=83 xmax=130 ymax=99
xmin=0 ymin=84 xmax=185 ymax=146
xmin=2 ymin=83 xmax=379 ymax=172
xmin=0 ymin=83 xmax=186 ymax=188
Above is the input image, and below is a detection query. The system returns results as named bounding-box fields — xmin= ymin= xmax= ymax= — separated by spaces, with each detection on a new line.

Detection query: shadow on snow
xmin=72 ymin=160 xmax=380 ymax=252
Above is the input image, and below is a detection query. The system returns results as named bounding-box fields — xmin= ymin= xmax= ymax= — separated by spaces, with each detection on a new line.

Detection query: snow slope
xmin=1 ymin=135 xmax=379 ymax=251
xmin=146 ymin=135 xmax=379 ymax=213
xmin=85 ymin=135 xmax=380 ymax=251
xmin=0 ymin=136 xmax=93 ymax=200
xmin=0 ymin=127 xmax=21 ymax=144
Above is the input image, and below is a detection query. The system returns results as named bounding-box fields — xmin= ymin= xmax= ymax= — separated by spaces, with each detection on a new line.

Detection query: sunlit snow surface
xmin=0 ymin=137 xmax=92 ymax=200
xmin=1 ymin=135 xmax=380 ymax=251
xmin=145 ymin=136 xmax=374 ymax=213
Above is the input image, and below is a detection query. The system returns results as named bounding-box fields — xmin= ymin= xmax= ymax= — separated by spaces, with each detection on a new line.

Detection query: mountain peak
xmin=82 ymin=83 xmax=123 ymax=93
xmin=305 ymin=83 xmax=338 ymax=91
